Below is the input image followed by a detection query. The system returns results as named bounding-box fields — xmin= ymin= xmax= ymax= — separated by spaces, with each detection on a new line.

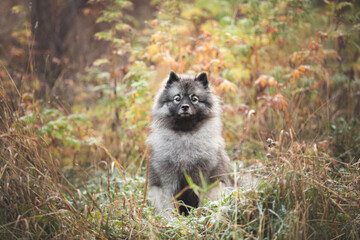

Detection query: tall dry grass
xmin=0 ymin=79 xmax=63 ymax=238
xmin=1 ymin=75 xmax=359 ymax=239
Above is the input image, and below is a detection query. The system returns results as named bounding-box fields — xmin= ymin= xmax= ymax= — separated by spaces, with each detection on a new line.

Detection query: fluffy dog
xmin=147 ymin=71 xmax=231 ymax=215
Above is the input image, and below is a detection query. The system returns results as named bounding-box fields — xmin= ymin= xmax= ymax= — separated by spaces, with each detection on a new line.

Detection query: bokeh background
xmin=1 ymin=0 xmax=359 ymax=239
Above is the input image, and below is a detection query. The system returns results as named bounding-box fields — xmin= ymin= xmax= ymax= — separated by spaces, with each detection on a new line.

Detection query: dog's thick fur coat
xmin=147 ymin=71 xmax=230 ymax=215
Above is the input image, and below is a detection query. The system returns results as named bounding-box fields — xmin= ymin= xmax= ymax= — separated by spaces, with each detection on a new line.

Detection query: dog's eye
xmin=191 ymin=95 xmax=199 ymax=104
xmin=173 ymin=95 xmax=181 ymax=103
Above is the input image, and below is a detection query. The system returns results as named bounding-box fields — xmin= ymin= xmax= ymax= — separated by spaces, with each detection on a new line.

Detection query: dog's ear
xmin=195 ymin=72 xmax=208 ymax=88
xmin=166 ymin=71 xmax=180 ymax=88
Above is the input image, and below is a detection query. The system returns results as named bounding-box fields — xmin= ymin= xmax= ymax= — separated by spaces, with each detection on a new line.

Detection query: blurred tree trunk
xmin=30 ymin=0 xmax=88 ymax=98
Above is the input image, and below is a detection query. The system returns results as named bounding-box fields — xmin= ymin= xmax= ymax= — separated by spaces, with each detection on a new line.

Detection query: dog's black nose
xmin=181 ymin=104 xmax=190 ymax=111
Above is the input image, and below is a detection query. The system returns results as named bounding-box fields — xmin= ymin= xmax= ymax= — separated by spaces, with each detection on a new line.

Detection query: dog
xmin=147 ymin=71 xmax=231 ymax=215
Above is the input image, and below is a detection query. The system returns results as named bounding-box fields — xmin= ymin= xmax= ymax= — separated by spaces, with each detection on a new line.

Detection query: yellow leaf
xmin=150 ymin=19 xmax=159 ymax=26
xmin=148 ymin=44 xmax=160 ymax=57
xmin=151 ymin=31 xmax=165 ymax=42
xmin=93 ymin=58 xmax=110 ymax=66
xmin=291 ymin=69 xmax=301 ymax=80
xmin=298 ymin=65 xmax=311 ymax=73
xmin=216 ymin=79 xmax=237 ymax=94
xmin=268 ymin=77 xmax=277 ymax=87
xmin=271 ymin=94 xmax=288 ymax=110
xmin=255 ymin=75 xmax=268 ymax=88
xmin=173 ymin=25 xmax=191 ymax=36
xmin=82 ymin=8 xmax=91 ymax=16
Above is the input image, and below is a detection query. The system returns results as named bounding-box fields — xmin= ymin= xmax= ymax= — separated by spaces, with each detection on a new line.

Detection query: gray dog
xmin=147 ymin=71 xmax=231 ymax=215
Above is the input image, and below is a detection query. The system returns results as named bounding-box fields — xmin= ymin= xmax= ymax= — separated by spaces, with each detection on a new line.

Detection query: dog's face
xmin=155 ymin=72 xmax=215 ymax=131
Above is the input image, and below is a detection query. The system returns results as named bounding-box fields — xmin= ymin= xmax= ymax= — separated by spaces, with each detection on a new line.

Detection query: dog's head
xmin=153 ymin=71 xmax=217 ymax=131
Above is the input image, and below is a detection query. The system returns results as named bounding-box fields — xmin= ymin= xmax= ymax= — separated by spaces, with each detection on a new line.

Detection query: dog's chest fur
xmin=148 ymin=118 xmax=224 ymax=174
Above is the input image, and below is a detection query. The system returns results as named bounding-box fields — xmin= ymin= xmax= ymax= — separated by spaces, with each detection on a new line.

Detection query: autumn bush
xmin=1 ymin=0 xmax=360 ymax=239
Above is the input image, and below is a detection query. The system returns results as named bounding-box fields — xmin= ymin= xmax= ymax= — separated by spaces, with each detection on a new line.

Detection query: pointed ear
xmin=195 ymin=72 xmax=209 ymax=88
xmin=166 ymin=71 xmax=180 ymax=87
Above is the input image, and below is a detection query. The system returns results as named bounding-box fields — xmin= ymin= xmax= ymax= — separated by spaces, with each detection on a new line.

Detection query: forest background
xmin=0 ymin=0 xmax=359 ymax=239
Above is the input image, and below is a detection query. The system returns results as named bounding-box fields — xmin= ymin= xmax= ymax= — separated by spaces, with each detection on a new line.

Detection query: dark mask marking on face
xmin=156 ymin=72 xmax=215 ymax=132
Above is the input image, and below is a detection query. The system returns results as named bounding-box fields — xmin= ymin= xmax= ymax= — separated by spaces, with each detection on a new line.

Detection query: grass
xmin=1 ymin=84 xmax=359 ymax=239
